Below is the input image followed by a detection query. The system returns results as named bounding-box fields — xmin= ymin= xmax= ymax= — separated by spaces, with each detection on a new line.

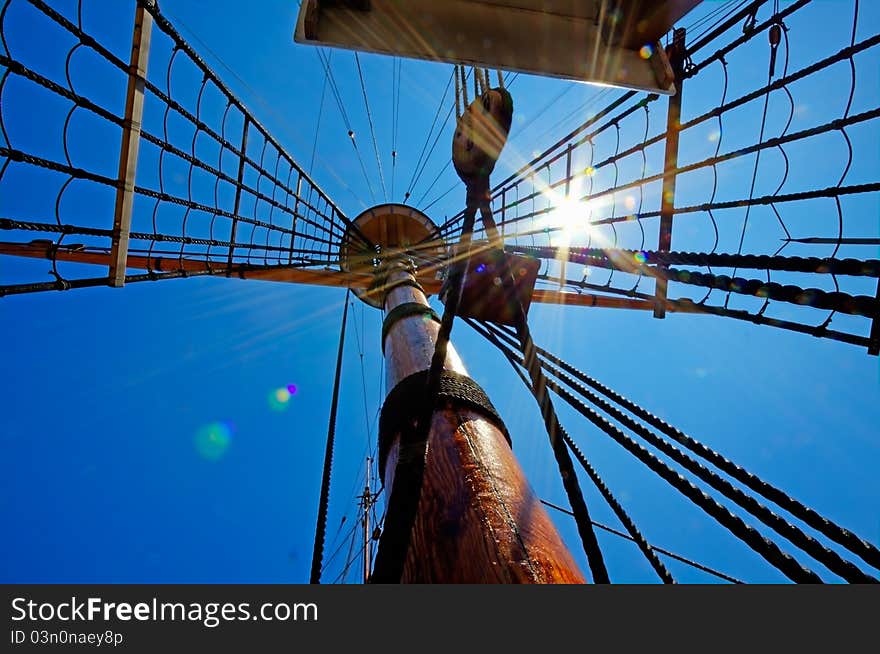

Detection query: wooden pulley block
xmin=452 ymin=87 xmax=514 ymax=186
xmin=442 ymin=247 xmax=539 ymax=325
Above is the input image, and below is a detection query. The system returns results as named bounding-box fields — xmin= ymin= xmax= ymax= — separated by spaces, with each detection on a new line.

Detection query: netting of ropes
xmin=0 ymin=0 xmax=373 ymax=296
xmin=431 ymin=0 xmax=879 ymax=354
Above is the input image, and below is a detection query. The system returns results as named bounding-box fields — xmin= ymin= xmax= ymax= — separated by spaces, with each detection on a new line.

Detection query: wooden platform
xmin=294 ymin=0 xmax=702 ymax=94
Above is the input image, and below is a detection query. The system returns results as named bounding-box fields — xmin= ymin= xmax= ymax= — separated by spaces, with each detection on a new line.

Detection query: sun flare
xmin=540 ymin=191 xmax=606 ymax=249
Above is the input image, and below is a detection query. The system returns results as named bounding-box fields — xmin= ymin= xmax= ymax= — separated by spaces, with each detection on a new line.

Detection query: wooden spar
xmin=379 ymin=262 xmax=585 ymax=583
xmin=0 ymin=241 xmax=705 ymax=313
xmin=109 ymin=3 xmax=152 ymax=287
xmin=654 ymin=27 xmax=686 ymax=318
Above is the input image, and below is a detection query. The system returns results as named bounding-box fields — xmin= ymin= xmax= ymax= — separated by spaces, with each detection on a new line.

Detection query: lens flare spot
xmin=624 ymin=195 xmax=636 ymax=211
xmin=634 ymin=251 xmax=647 ymax=264
xmin=639 ymin=44 xmax=654 ymax=60
xmin=268 ymin=387 xmax=292 ymax=411
xmin=195 ymin=422 xmax=232 ymax=461
xmin=287 ymin=383 xmax=298 ymax=395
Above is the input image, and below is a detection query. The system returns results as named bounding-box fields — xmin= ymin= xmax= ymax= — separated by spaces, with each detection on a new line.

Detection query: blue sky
xmin=1 ymin=0 xmax=878 ymax=584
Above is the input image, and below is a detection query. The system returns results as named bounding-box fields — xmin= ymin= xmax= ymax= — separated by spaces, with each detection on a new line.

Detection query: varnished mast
xmin=340 ymin=204 xmax=584 ymax=583
xmin=382 ymin=262 xmax=584 ymax=582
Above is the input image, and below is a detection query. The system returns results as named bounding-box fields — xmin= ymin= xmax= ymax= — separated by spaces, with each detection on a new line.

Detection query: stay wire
xmin=725 ymin=20 xmax=777 ymax=306
xmin=540 ymin=500 xmax=744 ymax=584
xmin=309 ymin=50 xmax=330 ymax=175
xmin=404 ymin=68 xmax=457 ymax=200
xmin=391 ymin=57 xmax=401 ymax=200
xmin=316 ymin=48 xmax=376 ymax=202
xmin=355 ymin=52 xmax=387 ymax=201
xmin=408 ymin=78 xmax=464 ymax=202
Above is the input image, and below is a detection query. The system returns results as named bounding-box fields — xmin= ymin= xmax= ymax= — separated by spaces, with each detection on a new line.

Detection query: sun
xmin=540 ymin=190 xmax=607 ymax=248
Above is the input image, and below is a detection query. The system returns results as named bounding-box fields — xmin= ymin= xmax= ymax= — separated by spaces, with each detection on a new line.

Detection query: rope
xmin=354 ymin=52 xmax=387 ymax=201
xmin=1 ymin=0 xmax=375 ymax=295
xmin=380 ymin=302 xmax=441 ymax=353
xmin=391 ymin=57 xmax=401 ymax=201
xmin=309 ymin=50 xmax=330 ymax=175
xmin=540 ymin=500 xmax=744 ymax=584
xmin=377 ymin=369 xmax=511 ymax=483
xmin=471 ymin=319 xmax=674 ymax=583
xmin=404 ymin=67 xmax=455 ymax=202
xmin=467 ymin=203 xmax=611 ymax=583
xmin=309 ymin=290 xmax=350 ymax=583
xmin=315 ymin=48 xmax=375 ymax=202
xmin=522 ymin=337 xmax=880 ymax=573
xmin=485 ymin=323 xmax=877 ymax=583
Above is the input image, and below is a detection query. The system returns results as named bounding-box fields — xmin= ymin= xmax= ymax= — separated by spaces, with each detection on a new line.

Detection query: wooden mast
xmin=374 ymin=254 xmax=585 ymax=583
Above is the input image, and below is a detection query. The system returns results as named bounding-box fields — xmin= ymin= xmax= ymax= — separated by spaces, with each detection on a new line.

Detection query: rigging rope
xmin=725 ymin=20 xmax=776 ymax=308
xmin=354 ymin=52 xmax=387 ymax=201
xmin=315 ymin=48 xmax=376 ymax=202
xmin=309 ymin=289 xmax=351 ymax=584
xmin=309 ymin=50 xmax=330 ymax=175
xmin=540 ymin=500 xmax=744 ymax=584
xmin=470 ymin=318 xmax=674 ymax=583
xmin=404 ymin=68 xmax=456 ymax=202
xmin=483 ymin=323 xmax=878 ymax=583
xmin=391 ymin=57 xmax=401 ymax=201
xmin=459 ymin=205 xmax=611 ymax=582
xmin=515 ymin=330 xmax=880 ymax=573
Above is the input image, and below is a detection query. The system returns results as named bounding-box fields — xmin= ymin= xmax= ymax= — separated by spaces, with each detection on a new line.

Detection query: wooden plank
xmin=654 ymin=27 xmax=686 ymax=318
xmin=1 ymin=241 xmax=701 ymax=312
xmin=295 ymin=0 xmax=682 ymax=94
xmin=109 ymin=4 xmax=153 ymax=287
xmin=226 ymin=118 xmax=250 ymax=274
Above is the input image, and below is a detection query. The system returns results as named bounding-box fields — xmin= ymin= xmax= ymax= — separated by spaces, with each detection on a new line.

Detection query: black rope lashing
xmin=376 ymin=368 xmax=511 ymax=484
xmin=366 ymin=277 xmax=425 ymax=306
xmin=310 ymin=289 xmax=350 ymax=584
xmin=381 ymin=302 xmax=441 ymax=353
